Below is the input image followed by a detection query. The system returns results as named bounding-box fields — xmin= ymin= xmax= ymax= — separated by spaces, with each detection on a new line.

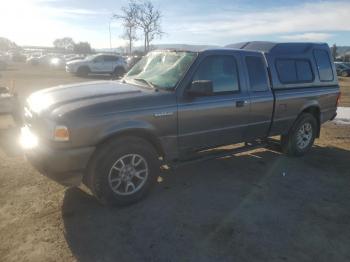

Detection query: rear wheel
xmin=86 ymin=137 xmax=160 ymax=206
xmin=281 ymin=113 xmax=317 ymax=156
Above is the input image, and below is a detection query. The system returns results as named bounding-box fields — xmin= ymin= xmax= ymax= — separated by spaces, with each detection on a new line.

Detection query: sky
xmin=1 ymin=0 xmax=350 ymax=49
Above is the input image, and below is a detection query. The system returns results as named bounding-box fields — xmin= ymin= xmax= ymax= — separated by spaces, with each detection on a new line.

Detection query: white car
xmin=26 ymin=53 xmax=42 ymax=65
xmin=66 ymin=54 xmax=127 ymax=77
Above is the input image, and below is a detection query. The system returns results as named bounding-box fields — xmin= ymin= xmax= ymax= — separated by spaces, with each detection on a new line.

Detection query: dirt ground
xmin=338 ymin=77 xmax=350 ymax=107
xmin=0 ymin=63 xmax=350 ymax=262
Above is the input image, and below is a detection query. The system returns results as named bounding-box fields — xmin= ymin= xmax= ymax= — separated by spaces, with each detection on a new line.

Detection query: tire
xmin=281 ymin=113 xmax=317 ymax=156
xmin=76 ymin=66 xmax=90 ymax=77
xmin=86 ymin=136 xmax=160 ymax=206
xmin=112 ymin=67 xmax=126 ymax=78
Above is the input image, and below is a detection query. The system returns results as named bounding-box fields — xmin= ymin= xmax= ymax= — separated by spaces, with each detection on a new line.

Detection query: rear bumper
xmin=25 ymin=145 xmax=95 ymax=186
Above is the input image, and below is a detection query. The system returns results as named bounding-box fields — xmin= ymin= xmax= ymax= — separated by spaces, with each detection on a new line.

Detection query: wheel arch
xmin=299 ymin=104 xmax=321 ymax=137
xmin=97 ymin=127 xmax=165 ymax=158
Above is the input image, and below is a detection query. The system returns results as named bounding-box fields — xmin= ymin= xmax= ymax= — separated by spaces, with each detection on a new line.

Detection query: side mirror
xmin=187 ymin=80 xmax=213 ymax=97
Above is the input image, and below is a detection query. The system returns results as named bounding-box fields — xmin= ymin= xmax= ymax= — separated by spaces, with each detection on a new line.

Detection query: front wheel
xmin=86 ymin=137 xmax=160 ymax=206
xmin=281 ymin=113 xmax=317 ymax=156
xmin=76 ymin=66 xmax=90 ymax=77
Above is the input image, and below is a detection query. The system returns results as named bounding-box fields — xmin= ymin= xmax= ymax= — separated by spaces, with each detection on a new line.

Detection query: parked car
xmin=0 ymin=86 xmax=19 ymax=128
xmin=64 ymin=54 xmax=85 ymax=63
xmin=0 ymin=59 xmax=7 ymax=70
xmin=66 ymin=54 xmax=127 ymax=77
xmin=335 ymin=62 xmax=350 ymax=77
xmin=0 ymin=53 xmax=10 ymax=70
xmin=10 ymin=52 xmax=26 ymax=62
xmin=49 ymin=56 xmax=65 ymax=68
xmin=21 ymin=42 xmax=340 ymax=206
xmin=26 ymin=54 xmax=42 ymax=65
xmin=125 ymin=55 xmax=143 ymax=70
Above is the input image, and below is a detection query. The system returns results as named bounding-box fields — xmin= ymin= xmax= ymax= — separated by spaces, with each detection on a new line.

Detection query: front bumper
xmin=65 ymin=65 xmax=77 ymax=73
xmin=25 ymin=142 xmax=95 ymax=186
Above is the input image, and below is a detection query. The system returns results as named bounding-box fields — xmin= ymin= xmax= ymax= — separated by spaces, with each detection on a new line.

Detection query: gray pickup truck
xmin=21 ymin=42 xmax=340 ymax=205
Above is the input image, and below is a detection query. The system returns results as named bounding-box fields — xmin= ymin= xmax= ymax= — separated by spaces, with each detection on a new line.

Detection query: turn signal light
xmin=54 ymin=126 xmax=70 ymax=141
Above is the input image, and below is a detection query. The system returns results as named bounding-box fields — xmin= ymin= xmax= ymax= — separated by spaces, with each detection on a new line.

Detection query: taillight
xmin=336 ymin=92 xmax=341 ymax=107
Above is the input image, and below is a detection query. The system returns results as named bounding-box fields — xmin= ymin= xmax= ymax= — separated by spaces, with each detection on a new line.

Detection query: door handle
xmin=236 ymin=100 xmax=248 ymax=107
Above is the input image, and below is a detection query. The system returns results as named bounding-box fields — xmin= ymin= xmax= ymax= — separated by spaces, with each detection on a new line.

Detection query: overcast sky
xmin=1 ymin=0 xmax=350 ymax=48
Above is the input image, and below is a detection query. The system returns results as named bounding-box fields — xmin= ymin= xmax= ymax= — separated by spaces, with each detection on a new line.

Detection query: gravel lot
xmin=1 ymin=63 xmax=350 ymax=262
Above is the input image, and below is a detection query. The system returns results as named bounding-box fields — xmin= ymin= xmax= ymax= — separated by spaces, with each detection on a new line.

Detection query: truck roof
xmin=151 ymin=42 xmax=330 ymax=55
xmin=225 ymin=41 xmax=329 ymax=54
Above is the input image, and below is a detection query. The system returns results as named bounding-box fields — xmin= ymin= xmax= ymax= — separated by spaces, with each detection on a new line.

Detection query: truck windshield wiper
xmin=133 ymin=78 xmax=159 ymax=90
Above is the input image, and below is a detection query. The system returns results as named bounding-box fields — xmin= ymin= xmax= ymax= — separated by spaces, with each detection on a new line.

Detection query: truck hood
xmin=26 ymin=80 xmax=144 ymax=114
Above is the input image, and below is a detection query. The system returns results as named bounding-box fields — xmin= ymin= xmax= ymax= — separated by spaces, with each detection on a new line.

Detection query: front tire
xmin=86 ymin=137 xmax=160 ymax=206
xmin=281 ymin=113 xmax=317 ymax=156
xmin=76 ymin=66 xmax=90 ymax=77
xmin=112 ymin=67 xmax=126 ymax=78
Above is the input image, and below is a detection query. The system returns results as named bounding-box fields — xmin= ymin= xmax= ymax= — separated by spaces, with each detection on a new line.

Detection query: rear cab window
xmin=313 ymin=49 xmax=334 ymax=81
xmin=246 ymin=56 xmax=269 ymax=92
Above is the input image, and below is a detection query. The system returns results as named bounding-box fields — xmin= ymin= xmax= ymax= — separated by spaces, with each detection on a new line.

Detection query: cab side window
xmin=105 ymin=56 xmax=119 ymax=62
xmin=93 ymin=56 xmax=104 ymax=63
xmin=193 ymin=55 xmax=240 ymax=93
xmin=276 ymin=59 xmax=313 ymax=84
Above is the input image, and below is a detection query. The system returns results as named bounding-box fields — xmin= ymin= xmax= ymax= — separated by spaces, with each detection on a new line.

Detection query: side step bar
xmin=169 ymin=138 xmax=280 ymax=168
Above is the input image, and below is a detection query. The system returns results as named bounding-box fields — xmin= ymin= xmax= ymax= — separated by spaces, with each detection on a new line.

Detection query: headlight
xmin=19 ymin=126 xmax=38 ymax=149
xmin=53 ymin=125 xmax=70 ymax=141
xmin=27 ymin=92 xmax=53 ymax=114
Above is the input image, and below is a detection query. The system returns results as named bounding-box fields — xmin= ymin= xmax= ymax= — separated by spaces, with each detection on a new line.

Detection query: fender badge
xmin=154 ymin=112 xmax=173 ymax=117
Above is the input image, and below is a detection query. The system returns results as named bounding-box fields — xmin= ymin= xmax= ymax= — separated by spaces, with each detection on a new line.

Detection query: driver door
xmin=91 ymin=55 xmax=106 ymax=72
xmin=177 ymin=52 xmax=251 ymax=153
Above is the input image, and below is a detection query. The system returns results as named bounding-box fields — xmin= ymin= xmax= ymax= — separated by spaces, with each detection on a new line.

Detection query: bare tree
xmin=114 ymin=1 xmax=138 ymax=55
xmin=137 ymin=1 xmax=163 ymax=52
xmin=331 ymin=44 xmax=338 ymax=61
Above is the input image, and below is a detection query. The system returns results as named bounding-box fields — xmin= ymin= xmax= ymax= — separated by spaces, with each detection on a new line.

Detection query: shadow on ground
xmin=62 ymin=146 xmax=350 ymax=262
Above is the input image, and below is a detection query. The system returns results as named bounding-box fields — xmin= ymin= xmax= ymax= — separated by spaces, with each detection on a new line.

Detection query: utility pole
xmin=109 ymin=18 xmax=112 ymax=50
